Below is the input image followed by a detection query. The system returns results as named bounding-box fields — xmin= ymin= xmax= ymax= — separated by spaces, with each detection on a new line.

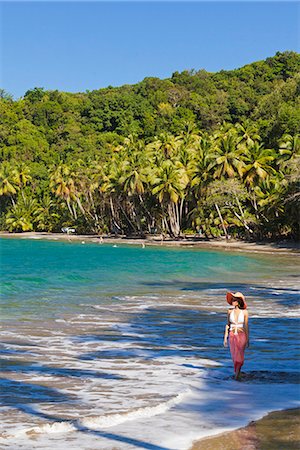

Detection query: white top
xmin=229 ymin=309 xmax=244 ymax=335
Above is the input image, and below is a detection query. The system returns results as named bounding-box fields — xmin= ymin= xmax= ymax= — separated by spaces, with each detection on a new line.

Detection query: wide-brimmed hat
xmin=226 ymin=292 xmax=247 ymax=309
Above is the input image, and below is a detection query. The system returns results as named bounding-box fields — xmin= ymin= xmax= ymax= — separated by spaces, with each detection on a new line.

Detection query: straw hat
xmin=226 ymin=292 xmax=247 ymax=309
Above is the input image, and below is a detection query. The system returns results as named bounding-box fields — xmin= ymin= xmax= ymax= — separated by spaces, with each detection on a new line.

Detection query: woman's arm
xmin=244 ymin=310 xmax=249 ymax=347
xmin=223 ymin=311 xmax=230 ymax=347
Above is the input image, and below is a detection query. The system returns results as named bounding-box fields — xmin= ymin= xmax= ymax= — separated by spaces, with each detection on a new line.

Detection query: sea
xmin=0 ymin=237 xmax=299 ymax=450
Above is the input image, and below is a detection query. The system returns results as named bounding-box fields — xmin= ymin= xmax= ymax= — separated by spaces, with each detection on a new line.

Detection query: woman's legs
xmin=234 ymin=361 xmax=242 ymax=380
xmin=229 ymin=331 xmax=247 ymax=379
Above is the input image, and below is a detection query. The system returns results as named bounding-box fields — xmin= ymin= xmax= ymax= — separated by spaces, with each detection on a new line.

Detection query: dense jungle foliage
xmin=0 ymin=51 xmax=299 ymax=239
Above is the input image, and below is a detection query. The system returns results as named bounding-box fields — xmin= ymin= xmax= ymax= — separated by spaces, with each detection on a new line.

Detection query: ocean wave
xmin=81 ymin=390 xmax=191 ymax=429
xmin=0 ymin=421 xmax=75 ymax=440
xmin=0 ymin=390 xmax=191 ymax=441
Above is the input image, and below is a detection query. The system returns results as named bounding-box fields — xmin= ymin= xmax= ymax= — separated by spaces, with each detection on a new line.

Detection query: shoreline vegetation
xmin=190 ymin=408 xmax=300 ymax=450
xmin=1 ymin=52 xmax=299 ymax=241
xmin=1 ymin=231 xmax=300 ymax=254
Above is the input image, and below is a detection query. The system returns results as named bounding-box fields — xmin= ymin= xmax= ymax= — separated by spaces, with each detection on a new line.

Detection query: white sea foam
xmin=90 ymin=286 xmax=300 ymax=319
xmin=81 ymin=390 xmax=191 ymax=429
xmin=1 ymin=421 xmax=76 ymax=439
xmin=1 ymin=390 xmax=191 ymax=441
xmin=1 ymin=376 xmax=298 ymax=450
xmin=1 ymin=266 xmax=299 ymax=449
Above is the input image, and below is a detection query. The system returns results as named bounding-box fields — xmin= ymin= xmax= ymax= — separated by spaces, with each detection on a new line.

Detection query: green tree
xmin=209 ymin=130 xmax=245 ymax=179
xmin=0 ymin=162 xmax=18 ymax=205
xmin=151 ymin=160 xmax=188 ymax=236
xmin=5 ymin=196 xmax=40 ymax=232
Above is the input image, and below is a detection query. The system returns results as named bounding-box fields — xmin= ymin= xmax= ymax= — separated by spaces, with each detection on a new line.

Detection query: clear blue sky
xmin=1 ymin=1 xmax=299 ymax=99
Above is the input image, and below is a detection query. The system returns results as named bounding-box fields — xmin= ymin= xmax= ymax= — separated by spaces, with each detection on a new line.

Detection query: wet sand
xmin=0 ymin=231 xmax=299 ymax=255
xmin=190 ymin=408 xmax=300 ymax=450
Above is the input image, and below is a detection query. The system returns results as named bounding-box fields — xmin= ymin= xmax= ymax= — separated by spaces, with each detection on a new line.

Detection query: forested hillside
xmin=0 ymin=51 xmax=299 ymax=239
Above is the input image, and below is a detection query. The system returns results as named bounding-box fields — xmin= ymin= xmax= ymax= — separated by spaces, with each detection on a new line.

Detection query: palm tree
xmin=190 ymin=133 xmax=214 ymax=197
xmin=255 ymin=175 xmax=286 ymax=218
xmin=102 ymin=157 xmax=127 ymax=234
xmin=209 ymin=131 xmax=245 ymax=179
xmin=277 ymin=134 xmax=300 ymax=177
xmin=80 ymin=162 xmax=104 ymax=231
xmin=242 ymin=142 xmax=276 ymax=217
xmin=36 ymin=194 xmax=60 ymax=232
xmin=278 ymin=134 xmax=300 ymax=165
xmin=178 ymin=121 xmax=200 ymax=149
xmin=0 ymin=162 xmax=18 ymax=205
xmin=49 ymin=163 xmax=78 ymax=219
xmin=278 ymin=154 xmax=300 ymax=238
xmin=152 ymin=133 xmax=182 ymax=159
xmin=119 ymin=153 xmax=149 ymax=233
xmin=242 ymin=142 xmax=276 ymax=187
xmin=5 ymin=196 xmax=40 ymax=232
xmin=0 ymin=165 xmax=17 ymax=199
xmin=151 ymin=160 xmax=188 ymax=236
xmin=235 ymin=120 xmax=261 ymax=147
xmin=206 ymin=179 xmax=253 ymax=237
xmin=121 ymin=153 xmax=147 ymax=197
xmin=14 ymin=163 xmax=32 ymax=199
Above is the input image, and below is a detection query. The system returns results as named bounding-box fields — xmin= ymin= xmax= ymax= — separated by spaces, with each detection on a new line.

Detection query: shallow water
xmin=0 ymin=238 xmax=299 ymax=449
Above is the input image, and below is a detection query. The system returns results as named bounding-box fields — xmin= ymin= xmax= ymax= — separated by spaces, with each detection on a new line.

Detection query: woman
xmin=223 ymin=291 xmax=249 ymax=380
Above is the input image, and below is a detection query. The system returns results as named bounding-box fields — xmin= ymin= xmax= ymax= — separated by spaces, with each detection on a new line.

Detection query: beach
xmin=191 ymin=408 xmax=300 ymax=450
xmin=0 ymin=235 xmax=299 ymax=449
xmin=0 ymin=231 xmax=299 ymax=255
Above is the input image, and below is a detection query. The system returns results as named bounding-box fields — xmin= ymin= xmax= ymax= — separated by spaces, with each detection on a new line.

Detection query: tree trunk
xmin=76 ymin=197 xmax=86 ymax=217
xmin=110 ymin=197 xmax=116 ymax=223
xmin=234 ymin=196 xmax=253 ymax=234
xmin=232 ymin=210 xmax=253 ymax=234
xmin=168 ymin=202 xmax=180 ymax=237
xmin=10 ymin=195 xmax=16 ymax=207
xmin=72 ymin=203 xmax=77 ymax=220
xmin=252 ymin=192 xmax=259 ymax=219
xmin=66 ymin=198 xmax=74 ymax=218
xmin=88 ymin=191 xmax=99 ymax=223
xmin=215 ymin=202 xmax=228 ymax=239
xmin=118 ymin=200 xmax=137 ymax=233
xmin=161 ymin=207 xmax=171 ymax=235
xmin=179 ymin=197 xmax=184 ymax=227
xmin=139 ymin=194 xmax=154 ymax=232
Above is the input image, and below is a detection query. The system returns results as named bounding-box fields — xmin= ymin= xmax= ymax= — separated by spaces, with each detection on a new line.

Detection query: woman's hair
xmin=237 ymin=298 xmax=244 ymax=309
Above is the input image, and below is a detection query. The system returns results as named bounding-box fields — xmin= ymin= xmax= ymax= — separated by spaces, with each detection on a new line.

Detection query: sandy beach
xmin=1 ymin=231 xmax=299 ymax=255
xmin=190 ymin=408 xmax=300 ymax=450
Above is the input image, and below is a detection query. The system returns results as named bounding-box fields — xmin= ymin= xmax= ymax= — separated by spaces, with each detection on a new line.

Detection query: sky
xmin=0 ymin=1 xmax=299 ymax=99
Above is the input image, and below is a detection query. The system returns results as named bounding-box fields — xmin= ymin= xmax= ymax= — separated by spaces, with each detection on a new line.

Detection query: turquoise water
xmin=0 ymin=238 xmax=299 ymax=450
xmin=0 ymin=238 xmax=294 ymax=318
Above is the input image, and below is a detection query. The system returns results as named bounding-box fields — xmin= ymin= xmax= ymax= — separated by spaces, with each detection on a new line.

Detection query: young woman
xmin=223 ymin=292 xmax=249 ymax=380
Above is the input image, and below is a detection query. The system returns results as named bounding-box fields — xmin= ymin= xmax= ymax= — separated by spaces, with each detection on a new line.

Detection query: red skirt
xmin=229 ymin=331 xmax=247 ymax=373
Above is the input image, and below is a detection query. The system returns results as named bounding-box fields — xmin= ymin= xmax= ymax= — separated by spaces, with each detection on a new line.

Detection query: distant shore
xmin=0 ymin=231 xmax=299 ymax=255
xmin=190 ymin=408 xmax=300 ymax=450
